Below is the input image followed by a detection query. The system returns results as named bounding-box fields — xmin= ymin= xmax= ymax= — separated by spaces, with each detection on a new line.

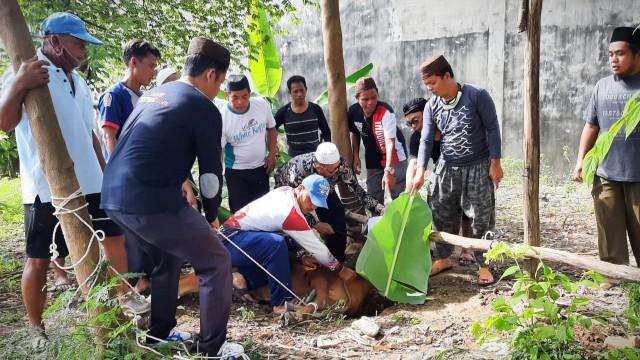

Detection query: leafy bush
xmin=470 ymin=242 xmax=607 ymax=360
xmin=0 ymin=132 xmax=18 ymax=177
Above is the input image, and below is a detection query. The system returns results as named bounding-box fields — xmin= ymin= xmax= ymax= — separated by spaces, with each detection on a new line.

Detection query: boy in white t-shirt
xmin=221 ymin=74 xmax=277 ymax=212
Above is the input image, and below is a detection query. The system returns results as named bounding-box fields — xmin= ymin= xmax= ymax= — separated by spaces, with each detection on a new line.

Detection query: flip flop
xmin=232 ymin=287 xmax=255 ymax=303
xmin=477 ymin=267 xmax=495 ymax=286
xmin=430 ymin=259 xmax=453 ymax=276
xmin=458 ymin=250 xmax=476 ymax=266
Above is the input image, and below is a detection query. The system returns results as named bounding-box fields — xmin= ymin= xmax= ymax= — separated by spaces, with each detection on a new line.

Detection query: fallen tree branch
xmin=430 ymin=231 xmax=640 ymax=282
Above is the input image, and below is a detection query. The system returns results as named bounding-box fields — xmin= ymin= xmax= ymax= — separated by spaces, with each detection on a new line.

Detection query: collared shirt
xmin=1 ymin=49 xmax=102 ymax=203
xmin=274 ymin=152 xmax=384 ymax=215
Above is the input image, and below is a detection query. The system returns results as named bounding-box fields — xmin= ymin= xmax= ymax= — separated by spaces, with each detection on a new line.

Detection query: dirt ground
xmin=0 ymin=168 xmax=636 ymax=359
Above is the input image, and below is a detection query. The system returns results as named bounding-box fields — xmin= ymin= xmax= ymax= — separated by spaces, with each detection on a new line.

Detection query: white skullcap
xmin=156 ymin=66 xmax=177 ymax=85
xmin=315 ymin=142 xmax=340 ymax=164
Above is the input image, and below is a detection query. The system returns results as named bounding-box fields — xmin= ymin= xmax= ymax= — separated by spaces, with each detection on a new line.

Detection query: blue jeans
xmin=223 ymin=230 xmax=292 ymax=306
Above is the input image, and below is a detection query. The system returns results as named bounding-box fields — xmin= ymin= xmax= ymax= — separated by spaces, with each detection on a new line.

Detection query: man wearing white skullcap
xmin=275 ymin=142 xmax=384 ymax=262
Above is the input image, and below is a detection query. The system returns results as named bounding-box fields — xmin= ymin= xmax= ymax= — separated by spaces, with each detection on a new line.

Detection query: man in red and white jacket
xmin=220 ymin=174 xmax=357 ymax=314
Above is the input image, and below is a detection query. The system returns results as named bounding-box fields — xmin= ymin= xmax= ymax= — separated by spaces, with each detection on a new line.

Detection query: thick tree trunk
xmin=431 ymin=232 xmax=640 ymax=282
xmin=522 ymin=0 xmax=543 ymax=277
xmin=0 ymin=0 xmax=103 ymax=338
xmin=321 ymin=0 xmax=366 ymax=248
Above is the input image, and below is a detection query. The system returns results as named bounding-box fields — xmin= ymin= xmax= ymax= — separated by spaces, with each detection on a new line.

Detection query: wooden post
xmin=522 ymin=0 xmax=543 ymax=278
xmin=0 ymin=0 xmax=103 ymax=330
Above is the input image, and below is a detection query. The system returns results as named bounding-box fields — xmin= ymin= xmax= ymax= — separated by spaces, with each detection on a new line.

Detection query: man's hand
xmin=211 ymin=218 xmax=220 ymax=230
xmin=411 ymin=168 xmax=426 ymax=193
xmin=572 ymin=161 xmax=583 ymax=183
xmin=314 ymin=222 xmax=335 ymax=236
xmin=15 ymin=58 xmax=50 ymax=91
xmin=181 ymin=180 xmax=198 ymax=209
xmin=265 ymin=151 xmax=277 ymax=173
xmin=352 ymin=156 xmax=361 ymax=175
xmin=338 ymin=266 xmax=357 ymax=282
xmin=382 ymin=172 xmax=396 ymax=193
xmin=300 ymin=256 xmax=318 ymax=271
xmin=488 ymin=159 xmax=503 ymax=188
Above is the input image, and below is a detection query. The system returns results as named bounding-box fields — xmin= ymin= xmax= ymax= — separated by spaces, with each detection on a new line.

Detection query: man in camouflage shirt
xmin=275 ymin=142 xmax=384 ymax=262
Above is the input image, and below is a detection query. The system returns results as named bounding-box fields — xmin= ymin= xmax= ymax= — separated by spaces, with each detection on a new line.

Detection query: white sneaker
xmin=119 ymin=292 xmax=151 ymax=315
xmin=217 ymin=341 xmax=245 ymax=359
xmin=165 ymin=328 xmax=192 ymax=342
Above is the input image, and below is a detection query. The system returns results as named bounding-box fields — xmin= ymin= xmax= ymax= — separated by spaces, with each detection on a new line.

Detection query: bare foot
xmin=232 ymin=272 xmax=255 ymax=302
xmin=430 ymin=258 xmax=453 ymax=276
xmin=458 ymin=249 xmax=476 ymax=266
xmin=273 ymin=305 xmax=287 ymax=315
xmin=52 ymin=258 xmax=72 ymax=290
xmin=477 ymin=267 xmax=495 ymax=286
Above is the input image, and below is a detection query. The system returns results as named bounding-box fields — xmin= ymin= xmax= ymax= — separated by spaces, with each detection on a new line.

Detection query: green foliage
xmin=472 ymin=242 xmax=607 ymax=360
xmin=248 ymin=1 xmax=282 ymax=98
xmin=15 ymin=0 xmax=314 ymax=91
xmin=621 ymin=282 xmax=640 ymax=332
xmin=314 ymin=63 xmax=374 ymax=106
xmin=0 ymin=132 xmax=18 ymax=177
xmin=356 ymin=193 xmax=432 ymax=304
xmin=601 ymin=347 xmax=640 ymax=360
xmin=0 ymin=177 xmax=22 ymax=241
xmin=582 ymin=90 xmax=640 ymax=185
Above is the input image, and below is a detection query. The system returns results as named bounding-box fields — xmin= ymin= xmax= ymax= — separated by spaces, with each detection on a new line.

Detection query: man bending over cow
xmin=219 ymin=174 xmax=357 ymax=314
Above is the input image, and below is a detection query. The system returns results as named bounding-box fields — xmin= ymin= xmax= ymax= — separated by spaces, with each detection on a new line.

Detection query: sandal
xmin=458 ymin=250 xmax=476 ymax=266
xmin=477 ymin=267 xmax=495 ymax=286
xmin=232 ymin=287 xmax=255 ymax=303
xmin=430 ymin=259 xmax=453 ymax=276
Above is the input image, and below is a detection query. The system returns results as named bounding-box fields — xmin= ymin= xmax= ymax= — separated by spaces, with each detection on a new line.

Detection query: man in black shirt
xmin=101 ymin=38 xmax=238 ymax=357
xmin=402 ymin=98 xmax=441 ymax=191
xmin=275 ymin=75 xmax=331 ymax=156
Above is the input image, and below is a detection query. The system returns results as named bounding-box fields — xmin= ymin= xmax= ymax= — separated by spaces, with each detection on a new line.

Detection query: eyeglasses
xmin=405 ymin=118 xmax=420 ymax=127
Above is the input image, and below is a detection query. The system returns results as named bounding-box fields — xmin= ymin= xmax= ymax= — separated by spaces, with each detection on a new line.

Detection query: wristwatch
xmin=384 ymin=166 xmax=395 ymax=175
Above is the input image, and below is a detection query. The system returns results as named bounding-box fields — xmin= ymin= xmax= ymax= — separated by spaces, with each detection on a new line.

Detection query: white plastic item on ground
xmin=351 ymin=316 xmax=380 ymax=337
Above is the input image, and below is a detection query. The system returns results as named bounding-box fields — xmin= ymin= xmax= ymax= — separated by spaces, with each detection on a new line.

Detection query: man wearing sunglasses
xmin=275 ymin=142 xmax=384 ymax=262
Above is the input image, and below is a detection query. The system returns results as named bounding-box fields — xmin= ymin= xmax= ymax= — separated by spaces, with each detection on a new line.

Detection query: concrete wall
xmin=275 ymin=0 xmax=638 ymax=174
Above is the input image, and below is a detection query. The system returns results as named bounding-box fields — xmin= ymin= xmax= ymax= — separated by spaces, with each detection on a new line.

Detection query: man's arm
xmin=477 ymin=89 xmax=503 ymax=186
xmin=572 ymin=123 xmax=600 ymax=182
xmin=0 ymin=59 xmax=50 ymax=132
xmin=339 ymin=160 xmax=383 ymax=214
xmin=102 ymin=127 xmax=118 ymax=157
xmin=265 ymin=127 xmax=278 ymax=173
xmin=315 ymin=104 xmax=331 ymax=141
xmin=196 ymin=109 xmax=224 ymax=223
xmin=284 ymin=227 xmax=342 ymax=271
xmin=411 ymin=104 xmax=437 ymax=192
xmin=92 ymin=132 xmax=106 ymax=170
xmin=350 ymin=132 xmax=361 ymax=174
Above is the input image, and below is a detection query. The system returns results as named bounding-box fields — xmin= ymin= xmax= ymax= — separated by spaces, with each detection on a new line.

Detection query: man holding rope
xmin=101 ymin=37 xmax=240 ymax=357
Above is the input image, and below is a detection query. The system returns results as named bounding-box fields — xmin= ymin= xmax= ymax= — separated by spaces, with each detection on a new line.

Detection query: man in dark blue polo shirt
xmin=101 ymin=38 xmax=240 ymax=357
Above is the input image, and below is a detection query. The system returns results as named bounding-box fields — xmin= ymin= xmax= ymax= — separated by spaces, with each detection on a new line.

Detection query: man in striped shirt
xmin=275 ymin=75 xmax=331 ymax=157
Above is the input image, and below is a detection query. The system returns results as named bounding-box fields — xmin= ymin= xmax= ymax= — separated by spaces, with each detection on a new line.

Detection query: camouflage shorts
xmin=428 ymin=158 xmax=495 ymax=262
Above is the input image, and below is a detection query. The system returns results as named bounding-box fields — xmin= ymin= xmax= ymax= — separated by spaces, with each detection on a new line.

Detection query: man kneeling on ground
xmin=219 ymin=174 xmax=357 ymax=314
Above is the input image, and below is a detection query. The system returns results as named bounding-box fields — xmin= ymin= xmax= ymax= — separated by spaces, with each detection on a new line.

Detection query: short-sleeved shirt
xmin=347 ymin=101 xmax=407 ymax=169
xmin=98 ymin=82 xmax=142 ymax=159
xmin=274 ymin=102 xmax=331 ymax=157
xmin=417 ymin=83 xmax=501 ymax=168
xmin=221 ymin=98 xmax=276 ymax=170
xmin=100 ymin=81 xmax=224 ymax=222
xmin=409 ymin=130 xmax=441 ymax=164
xmin=586 ymin=74 xmax=640 ymax=182
xmin=1 ymin=49 xmax=103 ymax=204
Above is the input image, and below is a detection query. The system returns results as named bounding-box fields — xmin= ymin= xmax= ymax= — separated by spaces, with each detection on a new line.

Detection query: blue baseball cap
xmin=301 ymin=174 xmax=330 ymax=209
xmin=40 ymin=12 xmax=103 ymax=46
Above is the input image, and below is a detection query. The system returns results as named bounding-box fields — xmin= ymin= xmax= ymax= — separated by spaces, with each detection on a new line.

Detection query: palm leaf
xmin=313 ymin=63 xmax=373 ymax=106
xmin=356 ymin=193 xmax=432 ymax=304
xmin=248 ymin=1 xmax=282 ymax=98
xmin=582 ymin=90 xmax=640 ymax=185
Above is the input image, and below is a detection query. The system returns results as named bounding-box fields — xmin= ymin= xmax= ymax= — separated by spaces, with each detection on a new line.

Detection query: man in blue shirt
xmin=101 ymin=37 xmax=238 ymax=357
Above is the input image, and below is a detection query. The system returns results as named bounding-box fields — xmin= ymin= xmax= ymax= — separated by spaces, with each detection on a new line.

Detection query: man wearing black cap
xmin=572 ymin=26 xmax=640 ymax=267
xmin=221 ymin=74 xmax=277 ymax=212
xmin=402 ymin=98 xmax=441 ymax=192
xmin=0 ymin=12 xmax=148 ymax=340
xmin=410 ymin=55 xmax=503 ymax=285
xmin=348 ymin=76 xmax=408 ymax=204
xmin=101 ymin=37 xmax=241 ymax=356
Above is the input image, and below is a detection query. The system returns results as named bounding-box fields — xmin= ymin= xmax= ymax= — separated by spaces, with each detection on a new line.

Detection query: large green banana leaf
xmin=313 ymin=63 xmax=373 ymax=106
xmin=248 ymin=1 xmax=282 ymax=98
xmin=582 ymin=90 xmax=640 ymax=185
xmin=356 ymin=193 xmax=432 ymax=304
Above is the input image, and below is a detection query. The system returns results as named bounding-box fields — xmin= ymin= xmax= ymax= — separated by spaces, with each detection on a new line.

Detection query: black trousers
xmin=315 ymin=191 xmax=347 ymax=262
xmin=106 ymin=207 xmax=232 ymax=355
xmin=225 ymin=167 xmax=270 ymax=213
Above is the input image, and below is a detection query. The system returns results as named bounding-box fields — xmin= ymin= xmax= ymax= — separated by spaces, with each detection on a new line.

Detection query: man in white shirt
xmin=0 ymin=12 xmax=148 ymax=339
xmin=221 ymin=74 xmax=277 ymax=212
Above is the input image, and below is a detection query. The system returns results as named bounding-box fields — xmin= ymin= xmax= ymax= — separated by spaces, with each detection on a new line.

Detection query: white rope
xmin=217 ymin=229 xmax=307 ymax=305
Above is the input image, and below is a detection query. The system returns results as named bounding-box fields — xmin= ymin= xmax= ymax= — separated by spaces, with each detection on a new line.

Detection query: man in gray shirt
xmin=573 ymin=26 xmax=640 ymax=266
xmin=410 ymin=55 xmax=503 ymax=285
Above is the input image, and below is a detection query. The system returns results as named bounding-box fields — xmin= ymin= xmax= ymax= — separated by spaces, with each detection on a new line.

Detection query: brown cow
xmin=178 ymin=259 xmax=374 ymax=317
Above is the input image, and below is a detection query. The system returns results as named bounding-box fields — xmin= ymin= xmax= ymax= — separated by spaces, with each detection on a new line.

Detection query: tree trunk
xmin=431 ymin=231 xmax=640 ymax=282
xmin=321 ymin=0 xmax=367 ymax=248
xmin=522 ymin=0 xmax=543 ymax=277
xmin=0 ymin=0 xmax=103 ymax=342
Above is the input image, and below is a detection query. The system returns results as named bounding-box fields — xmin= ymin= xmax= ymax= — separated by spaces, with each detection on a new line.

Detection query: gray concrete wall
xmin=275 ymin=0 xmax=638 ymax=175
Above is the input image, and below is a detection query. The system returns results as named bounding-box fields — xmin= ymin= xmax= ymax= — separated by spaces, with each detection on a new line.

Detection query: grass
xmin=0 ymin=177 xmax=22 ymax=242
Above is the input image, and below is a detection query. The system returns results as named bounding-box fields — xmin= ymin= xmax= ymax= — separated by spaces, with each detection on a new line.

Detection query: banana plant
xmin=314 ymin=63 xmax=373 ymax=106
